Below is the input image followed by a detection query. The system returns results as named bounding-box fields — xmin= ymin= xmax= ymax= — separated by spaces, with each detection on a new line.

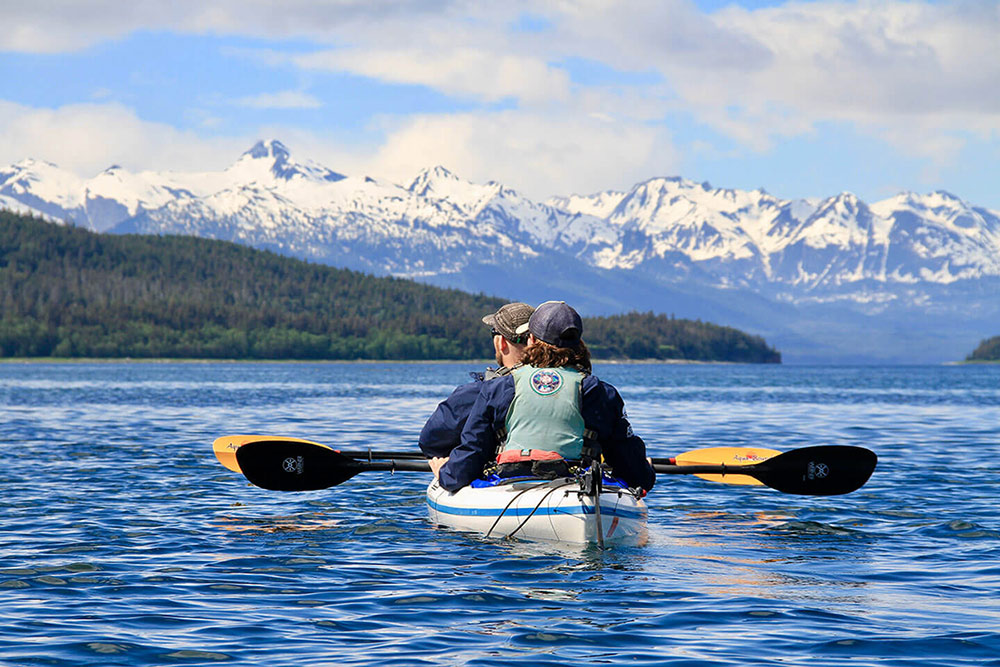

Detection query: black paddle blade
xmin=235 ymin=440 xmax=360 ymax=491
xmin=755 ymin=445 xmax=877 ymax=496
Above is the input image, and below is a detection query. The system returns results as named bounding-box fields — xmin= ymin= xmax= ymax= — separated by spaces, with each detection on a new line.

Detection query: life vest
xmin=498 ymin=365 xmax=586 ymax=461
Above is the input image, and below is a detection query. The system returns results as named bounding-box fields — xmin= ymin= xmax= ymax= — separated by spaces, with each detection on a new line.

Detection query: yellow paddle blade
xmin=212 ymin=435 xmax=331 ymax=472
xmin=673 ymin=446 xmax=781 ymax=486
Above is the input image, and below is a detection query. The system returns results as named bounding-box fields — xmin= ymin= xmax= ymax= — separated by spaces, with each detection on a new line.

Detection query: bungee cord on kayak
xmin=484 ymin=479 xmax=576 ymax=540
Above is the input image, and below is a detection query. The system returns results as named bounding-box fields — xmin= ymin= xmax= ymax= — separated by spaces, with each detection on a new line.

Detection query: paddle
xmin=235 ymin=439 xmax=430 ymax=491
xmin=653 ymin=445 xmax=877 ymax=496
xmin=230 ymin=438 xmax=876 ymax=496
xmin=212 ymin=435 xmax=424 ymax=473
xmin=664 ymin=446 xmax=781 ymax=486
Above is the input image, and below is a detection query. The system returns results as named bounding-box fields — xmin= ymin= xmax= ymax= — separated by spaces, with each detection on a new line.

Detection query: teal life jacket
xmin=500 ymin=365 xmax=586 ymax=461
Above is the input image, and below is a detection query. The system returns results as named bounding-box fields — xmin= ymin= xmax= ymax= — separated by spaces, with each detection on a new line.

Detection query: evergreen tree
xmin=967 ymin=336 xmax=1000 ymax=362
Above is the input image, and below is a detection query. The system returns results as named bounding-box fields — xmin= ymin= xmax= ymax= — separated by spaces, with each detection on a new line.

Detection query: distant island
xmin=966 ymin=337 xmax=1000 ymax=362
xmin=0 ymin=210 xmax=780 ymax=363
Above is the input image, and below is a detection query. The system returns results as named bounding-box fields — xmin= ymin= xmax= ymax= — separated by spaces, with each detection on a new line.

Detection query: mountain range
xmin=4 ymin=139 xmax=999 ymax=363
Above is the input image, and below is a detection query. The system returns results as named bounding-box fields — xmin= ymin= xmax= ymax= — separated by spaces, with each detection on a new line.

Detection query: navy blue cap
xmin=522 ymin=301 xmax=583 ymax=348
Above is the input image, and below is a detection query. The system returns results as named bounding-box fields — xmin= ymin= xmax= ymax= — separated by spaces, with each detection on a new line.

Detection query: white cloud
xmin=0 ymin=101 xmax=246 ymax=175
xmin=357 ymin=110 xmax=678 ymax=199
xmin=0 ymin=2 xmax=179 ymax=53
xmin=235 ymin=90 xmax=322 ymax=109
xmin=295 ymin=47 xmax=571 ymax=105
xmin=0 ymin=0 xmax=473 ymax=53
xmin=677 ymin=2 xmax=1000 ymax=150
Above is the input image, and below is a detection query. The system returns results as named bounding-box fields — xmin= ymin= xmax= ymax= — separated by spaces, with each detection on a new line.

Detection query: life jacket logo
xmin=530 ymin=369 xmax=563 ymax=395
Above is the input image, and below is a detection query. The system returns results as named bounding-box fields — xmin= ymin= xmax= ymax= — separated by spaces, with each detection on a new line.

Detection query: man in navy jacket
xmin=418 ymin=302 xmax=533 ymax=458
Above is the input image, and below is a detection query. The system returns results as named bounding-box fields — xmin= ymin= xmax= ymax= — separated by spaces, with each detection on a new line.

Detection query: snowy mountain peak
xmin=12 ymin=157 xmax=62 ymax=171
xmin=408 ymin=166 xmax=462 ymax=193
xmin=406 ymin=165 xmax=506 ymax=208
xmin=929 ymin=190 xmax=963 ymax=204
xmin=427 ymin=165 xmax=459 ymax=181
xmin=243 ymin=139 xmax=291 ymax=162
xmin=231 ymin=139 xmax=344 ymax=184
xmin=830 ymin=191 xmax=863 ymax=206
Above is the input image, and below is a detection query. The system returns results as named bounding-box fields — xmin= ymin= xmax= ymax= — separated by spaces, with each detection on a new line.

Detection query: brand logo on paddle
xmin=530 ymin=369 xmax=563 ymax=396
xmin=807 ymin=461 xmax=829 ymax=479
xmin=283 ymin=456 xmax=304 ymax=475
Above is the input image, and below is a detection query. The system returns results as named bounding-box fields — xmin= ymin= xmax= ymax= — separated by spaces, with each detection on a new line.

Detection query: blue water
xmin=1 ymin=362 xmax=998 ymax=666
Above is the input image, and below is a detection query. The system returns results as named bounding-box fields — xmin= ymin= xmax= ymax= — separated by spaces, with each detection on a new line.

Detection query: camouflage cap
xmin=482 ymin=302 xmax=534 ymax=343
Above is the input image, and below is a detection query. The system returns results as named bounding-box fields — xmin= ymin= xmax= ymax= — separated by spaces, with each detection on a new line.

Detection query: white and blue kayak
xmin=426 ymin=474 xmax=648 ymax=545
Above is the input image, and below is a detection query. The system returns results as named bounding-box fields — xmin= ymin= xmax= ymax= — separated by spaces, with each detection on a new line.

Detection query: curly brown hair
xmin=522 ymin=339 xmax=592 ymax=373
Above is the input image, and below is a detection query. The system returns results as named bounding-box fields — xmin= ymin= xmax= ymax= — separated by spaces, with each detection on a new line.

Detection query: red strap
xmin=497 ymin=449 xmax=565 ymax=464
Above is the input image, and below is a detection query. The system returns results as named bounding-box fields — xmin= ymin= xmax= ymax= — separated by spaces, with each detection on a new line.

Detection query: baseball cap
xmin=522 ymin=300 xmax=583 ymax=348
xmin=482 ymin=302 xmax=534 ymax=342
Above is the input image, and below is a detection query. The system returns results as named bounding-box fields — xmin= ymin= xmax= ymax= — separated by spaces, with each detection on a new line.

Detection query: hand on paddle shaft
xmin=217 ymin=436 xmax=877 ymax=496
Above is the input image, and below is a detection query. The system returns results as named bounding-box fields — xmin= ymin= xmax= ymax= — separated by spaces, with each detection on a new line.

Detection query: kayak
xmin=426 ymin=473 xmax=648 ymax=545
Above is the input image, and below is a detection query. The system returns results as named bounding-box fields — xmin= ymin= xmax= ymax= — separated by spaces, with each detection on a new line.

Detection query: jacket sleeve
xmin=418 ymin=381 xmax=483 ymax=458
xmin=582 ymin=376 xmax=656 ymax=491
xmin=438 ymin=376 xmax=515 ymax=492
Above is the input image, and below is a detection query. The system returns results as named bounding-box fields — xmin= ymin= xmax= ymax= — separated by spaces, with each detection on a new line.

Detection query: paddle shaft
xmin=344 ymin=459 xmax=431 ymax=473
xmin=654 ymin=463 xmax=754 ymax=475
xmin=336 ymin=451 xmax=425 ymax=461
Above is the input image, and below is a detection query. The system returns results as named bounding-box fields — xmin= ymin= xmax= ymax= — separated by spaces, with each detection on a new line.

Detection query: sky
xmin=1 ymin=0 xmax=998 ymax=207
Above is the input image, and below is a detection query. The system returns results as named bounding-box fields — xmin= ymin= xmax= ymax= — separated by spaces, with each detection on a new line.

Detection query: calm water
xmin=1 ymin=362 xmax=998 ymax=666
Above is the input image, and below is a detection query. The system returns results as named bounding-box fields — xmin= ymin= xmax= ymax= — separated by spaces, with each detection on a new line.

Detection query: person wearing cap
xmin=418 ymin=302 xmax=534 ymax=459
xmin=432 ymin=301 xmax=656 ymax=493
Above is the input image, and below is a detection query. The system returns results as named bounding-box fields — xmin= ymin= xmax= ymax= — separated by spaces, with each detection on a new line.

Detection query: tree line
xmin=966 ymin=337 xmax=1000 ymax=362
xmin=0 ymin=210 xmax=780 ymax=363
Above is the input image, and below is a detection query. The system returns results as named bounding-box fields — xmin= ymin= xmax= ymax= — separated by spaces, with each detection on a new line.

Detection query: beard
xmin=495 ymin=350 xmax=504 ymax=366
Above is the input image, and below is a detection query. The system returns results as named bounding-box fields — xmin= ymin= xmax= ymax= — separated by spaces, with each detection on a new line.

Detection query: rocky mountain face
xmin=4 ymin=140 xmax=999 ymax=363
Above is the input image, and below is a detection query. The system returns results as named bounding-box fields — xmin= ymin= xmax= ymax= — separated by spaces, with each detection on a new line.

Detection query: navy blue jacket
xmin=438 ymin=372 xmax=656 ymax=492
xmin=418 ymin=376 xmax=485 ymax=459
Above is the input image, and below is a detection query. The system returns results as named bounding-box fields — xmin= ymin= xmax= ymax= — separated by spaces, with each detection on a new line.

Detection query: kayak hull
xmin=426 ymin=478 xmax=648 ymax=545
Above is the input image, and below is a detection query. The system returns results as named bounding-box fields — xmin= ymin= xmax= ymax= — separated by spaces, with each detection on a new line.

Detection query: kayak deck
xmin=426 ymin=475 xmax=648 ymax=545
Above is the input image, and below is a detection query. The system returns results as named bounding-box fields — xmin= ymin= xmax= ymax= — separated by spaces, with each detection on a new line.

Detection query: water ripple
xmin=1 ymin=362 xmax=999 ymax=665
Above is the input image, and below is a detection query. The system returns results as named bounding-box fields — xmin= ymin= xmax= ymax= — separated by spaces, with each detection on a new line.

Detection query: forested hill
xmin=966 ymin=337 xmax=1000 ymax=362
xmin=0 ymin=210 xmax=780 ymax=363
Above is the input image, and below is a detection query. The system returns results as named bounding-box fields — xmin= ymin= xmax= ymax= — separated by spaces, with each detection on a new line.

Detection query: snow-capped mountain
xmin=4 ymin=139 xmax=1000 ymax=362
xmin=552 ymin=178 xmax=1000 ymax=297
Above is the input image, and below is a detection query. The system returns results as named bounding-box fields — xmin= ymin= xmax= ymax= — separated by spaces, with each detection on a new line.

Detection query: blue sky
xmin=2 ymin=0 xmax=998 ymax=207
